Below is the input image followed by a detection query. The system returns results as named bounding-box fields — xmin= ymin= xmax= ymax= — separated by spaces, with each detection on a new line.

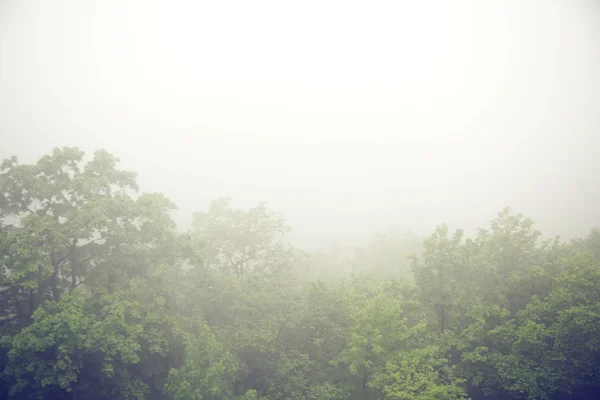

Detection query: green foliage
xmin=351 ymin=230 xmax=422 ymax=279
xmin=0 ymin=148 xmax=183 ymax=399
xmin=412 ymin=225 xmax=481 ymax=332
xmin=164 ymin=321 xmax=237 ymax=400
xmin=0 ymin=147 xmax=181 ymax=318
xmin=370 ymin=345 xmax=467 ymax=400
xmin=462 ymin=241 xmax=600 ymax=399
xmin=191 ymin=197 xmax=304 ymax=277
xmin=472 ymin=208 xmax=542 ymax=312
xmin=2 ymin=148 xmax=600 ymax=400
xmin=4 ymin=288 xmax=181 ymax=399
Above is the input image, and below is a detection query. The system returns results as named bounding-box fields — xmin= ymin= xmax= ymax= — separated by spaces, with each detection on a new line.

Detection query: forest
xmin=1 ymin=147 xmax=599 ymax=400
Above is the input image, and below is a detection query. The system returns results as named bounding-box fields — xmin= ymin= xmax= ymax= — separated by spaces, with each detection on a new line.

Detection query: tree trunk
xmin=49 ymin=253 xmax=61 ymax=301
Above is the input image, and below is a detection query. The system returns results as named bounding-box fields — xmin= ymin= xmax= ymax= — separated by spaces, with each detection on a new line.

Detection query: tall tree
xmin=411 ymin=225 xmax=480 ymax=333
xmin=0 ymin=148 xmax=185 ymax=399
xmin=190 ymin=198 xmax=303 ymax=277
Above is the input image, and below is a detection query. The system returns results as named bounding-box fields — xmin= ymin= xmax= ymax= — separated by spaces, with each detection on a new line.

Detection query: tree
xmin=471 ymin=208 xmax=541 ymax=312
xmin=332 ymin=282 xmax=414 ymax=399
xmin=462 ymin=244 xmax=600 ymax=399
xmin=370 ymin=345 xmax=467 ymax=400
xmin=411 ymin=225 xmax=480 ymax=333
xmin=0 ymin=148 xmax=185 ymax=399
xmin=164 ymin=320 xmax=238 ymax=400
xmin=4 ymin=146 xmax=600 ymax=400
xmin=0 ymin=147 xmax=181 ymax=317
xmin=190 ymin=198 xmax=303 ymax=277
xmin=351 ymin=230 xmax=422 ymax=280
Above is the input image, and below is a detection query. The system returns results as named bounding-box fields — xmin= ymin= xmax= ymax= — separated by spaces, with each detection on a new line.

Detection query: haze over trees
xmin=2 ymin=1 xmax=599 ymax=398
xmin=2 ymin=0 xmax=600 ymax=250
xmin=1 ymin=148 xmax=599 ymax=400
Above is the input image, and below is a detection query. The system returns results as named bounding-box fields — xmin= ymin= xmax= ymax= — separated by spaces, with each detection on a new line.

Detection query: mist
xmin=4 ymin=3 xmax=600 ymax=399
xmin=1 ymin=0 xmax=599 ymax=250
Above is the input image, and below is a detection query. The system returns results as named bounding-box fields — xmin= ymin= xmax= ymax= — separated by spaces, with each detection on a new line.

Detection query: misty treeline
xmin=1 ymin=148 xmax=599 ymax=400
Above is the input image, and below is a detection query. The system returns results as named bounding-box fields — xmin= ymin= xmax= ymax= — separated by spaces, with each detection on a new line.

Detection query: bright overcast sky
xmin=1 ymin=0 xmax=599 ymax=249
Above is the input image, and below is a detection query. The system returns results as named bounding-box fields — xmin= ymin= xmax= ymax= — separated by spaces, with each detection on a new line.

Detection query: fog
xmin=1 ymin=0 xmax=599 ymax=250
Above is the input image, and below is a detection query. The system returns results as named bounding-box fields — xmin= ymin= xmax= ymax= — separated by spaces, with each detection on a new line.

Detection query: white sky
xmin=1 ymin=0 xmax=599 ymax=249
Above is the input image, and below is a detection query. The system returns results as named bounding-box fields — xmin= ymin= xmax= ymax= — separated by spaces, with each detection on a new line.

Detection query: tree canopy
xmin=1 ymin=147 xmax=599 ymax=400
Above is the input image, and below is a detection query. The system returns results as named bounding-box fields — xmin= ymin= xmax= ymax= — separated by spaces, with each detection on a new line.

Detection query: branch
xmin=136 ymin=251 xmax=182 ymax=269
xmin=73 ymin=277 xmax=88 ymax=289
xmin=77 ymin=254 xmax=99 ymax=266
xmin=76 ymin=236 xmax=106 ymax=250
xmin=219 ymin=245 xmax=241 ymax=275
xmin=37 ymin=200 xmax=53 ymax=217
xmin=58 ymin=191 xmax=74 ymax=208
xmin=21 ymin=204 xmax=36 ymax=214
xmin=10 ymin=286 xmax=24 ymax=316
xmin=56 ymin=236 xmax=78 ymax=266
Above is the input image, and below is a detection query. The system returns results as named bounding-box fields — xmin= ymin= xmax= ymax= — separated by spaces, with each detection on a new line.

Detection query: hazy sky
xmin=1 ymin=0 xmax=599 ymax=250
